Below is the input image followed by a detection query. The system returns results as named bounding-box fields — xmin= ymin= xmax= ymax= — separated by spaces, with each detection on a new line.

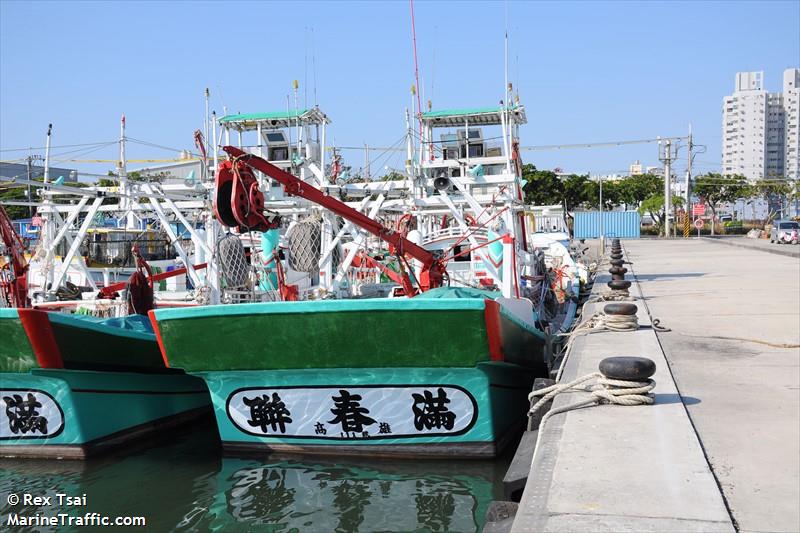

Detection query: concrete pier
xmin=509 ymin=239 xmax=799 ymax=533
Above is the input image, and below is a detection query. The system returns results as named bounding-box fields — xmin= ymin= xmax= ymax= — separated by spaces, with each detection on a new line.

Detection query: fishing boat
xmin=1 ymin=165 xmax=212 ymax=458
xmin=0 ymin=308 xmax=211 ymax=459
xmin=149 ymin=104 xmax=586 ymax=458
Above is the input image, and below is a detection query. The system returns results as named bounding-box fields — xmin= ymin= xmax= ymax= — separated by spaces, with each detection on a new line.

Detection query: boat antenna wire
xmin=504 ymin=1 xmax=509 ymax=102
xmin=304 ymin=26 xmax=309 ymax=109
xmin=409 ymin=0 xmax=424 ymax=141
xmin=312 ymin=27 xmax=318 ymax=106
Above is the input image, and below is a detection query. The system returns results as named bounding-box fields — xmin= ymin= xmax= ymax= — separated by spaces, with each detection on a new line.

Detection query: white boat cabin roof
xmin=421 ymin=105 xmax=526 ymax=127
xmin=219 ymin=107 xmax=330 ymax=131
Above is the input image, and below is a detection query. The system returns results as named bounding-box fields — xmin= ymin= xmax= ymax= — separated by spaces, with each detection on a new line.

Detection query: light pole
xmin=599 ymin=174 xmax=604 ymax=252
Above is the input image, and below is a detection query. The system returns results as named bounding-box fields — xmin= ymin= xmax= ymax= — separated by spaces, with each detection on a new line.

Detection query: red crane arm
xmin=0 ymin=204 xmax=30 ymax=307
xmin=222 ymin=146 xmax=446 ymax=291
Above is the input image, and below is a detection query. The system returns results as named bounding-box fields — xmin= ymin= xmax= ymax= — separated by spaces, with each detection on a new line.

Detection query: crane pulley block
xmin=214 ymin=159 xmax=280 ymax=233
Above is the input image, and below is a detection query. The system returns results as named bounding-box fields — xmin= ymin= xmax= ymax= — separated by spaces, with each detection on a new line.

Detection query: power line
xmin=520 ymin=136 xmax=688 ymax=152
xmin=0 ymin=141 xmax=115 ymax=153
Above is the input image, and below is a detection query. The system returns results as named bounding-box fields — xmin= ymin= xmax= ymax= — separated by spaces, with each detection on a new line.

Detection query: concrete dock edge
xmin=509 ymin=255 xmax=736 ymax=532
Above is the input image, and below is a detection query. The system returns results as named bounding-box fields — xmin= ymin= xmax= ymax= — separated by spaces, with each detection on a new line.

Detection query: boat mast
xmin=119 ymin=115 xmax=135 ymax=229
xmin=204 ymin=88 xmax=210 ymax=156
xmin=42 ymin=124 xmax=54 ymax=291
xmin=409 ymin=0 xmax=424 ymax=148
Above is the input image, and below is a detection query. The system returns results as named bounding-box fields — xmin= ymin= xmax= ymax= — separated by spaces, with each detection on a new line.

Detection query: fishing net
xmin=287 ymin=216 xmax=321 ymax=273
xmin=218 ymin=234 xmax=249 ymax=288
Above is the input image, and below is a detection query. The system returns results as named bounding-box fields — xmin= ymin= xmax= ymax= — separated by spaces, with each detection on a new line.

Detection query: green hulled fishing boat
xmin=1 ymin=308 xmax=210 ymax=458
xmin=150 ymin=290 xmax=546 ymax=458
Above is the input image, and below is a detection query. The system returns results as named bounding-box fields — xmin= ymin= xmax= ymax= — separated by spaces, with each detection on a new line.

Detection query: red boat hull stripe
xmin=148 ymin=309 xmax=170 ymax=368
xmin=484 ymin=300 xmax=504 ymax=362
xmin=18 ymin=309 xmax=65 ymax=369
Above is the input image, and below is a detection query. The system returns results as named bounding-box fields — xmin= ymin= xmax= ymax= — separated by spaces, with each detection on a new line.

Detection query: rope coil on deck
xmin=528 ymin=372 xmax=656 ymax=429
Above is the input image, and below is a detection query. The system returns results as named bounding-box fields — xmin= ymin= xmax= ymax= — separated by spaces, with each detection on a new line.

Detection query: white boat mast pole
xmin=256 ymin=122 xmax=263 ymax=158
xmin=212 ymin=111 xmax=219 ymax=170
xmin=465 ymin=118 xmax=469 ymax=168
xmin=204 ymin=88 xmax=210 ymax=155
xmin=224 ymin=105 xmax=231 ymax=146
xmin=207 ymin=111 xmax=220 ymax=304
xmin=294 ymin=80 xmax=301 ymax=156
xmin=405 ymin=108 xmax=415 ymax=195
xmin=500 ymin=100 xmax=511 ymax=175
xmin=42 ymin=123 xmax=55 ymax=291
xmin=119 ymin=115 xmax=136 ymax=229
xmin=320 ymin=120 xmax=327 ymax=186
xmin=43 ymin=124 xmax=52 ymax=184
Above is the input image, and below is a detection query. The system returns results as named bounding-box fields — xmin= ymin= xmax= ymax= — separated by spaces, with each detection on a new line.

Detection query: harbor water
xmin=1 ymin=423 xmax=513 ymax=532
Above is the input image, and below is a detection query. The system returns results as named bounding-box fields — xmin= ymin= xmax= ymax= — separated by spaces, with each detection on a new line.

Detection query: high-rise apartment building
xmin=722 ymin=69 xmax=799 ymax=180
xmin=784 ymin=69 xmax=800 ymax=180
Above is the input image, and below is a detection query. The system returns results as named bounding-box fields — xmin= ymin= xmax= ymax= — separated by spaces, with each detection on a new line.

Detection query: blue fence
xmin=573 ymin=211 xmax=641 ymax=239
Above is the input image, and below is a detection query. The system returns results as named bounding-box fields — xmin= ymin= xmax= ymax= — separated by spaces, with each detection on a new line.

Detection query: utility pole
xmin=364 ymin=144 xmax=370 ymax=181
xmin=661 ymin=139 xmax=672 ymax=238
xmin=25 ymin=154 xmax=43 ymax=218
xmin=25 ymin=156 xmax=33 ymax=218
xmin=686 ymin=124 xmax=693 ymax=208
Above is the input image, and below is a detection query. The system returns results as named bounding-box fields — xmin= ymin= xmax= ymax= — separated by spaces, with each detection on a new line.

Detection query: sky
xmin=1 ymin=0 xmax=799 ymax=179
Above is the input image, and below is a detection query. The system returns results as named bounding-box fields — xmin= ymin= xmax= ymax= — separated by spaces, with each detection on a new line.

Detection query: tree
xmin=639 ymin=194 xmax=685 ymax=235
xmin=0 ymin=186 xmax=28 ymax=219
xmin=616 ymin=174 xmax=663 ymax=207
xmin=380 ymin=171 xmax=406 ymax=182
xmin=560 ymin=174 xmax=592 ymax=235
xmin=693 ymin=173 xmax=750 ymax=235
xmin=753 ymin=179 xmax=791 ymax=221
xmin=585 ymin=179 xmax=623 ymax=210
xmin=522 ymin=165 xmax=562 ymax=206
xmin=521 ymin=166 xmax=591 ymax=235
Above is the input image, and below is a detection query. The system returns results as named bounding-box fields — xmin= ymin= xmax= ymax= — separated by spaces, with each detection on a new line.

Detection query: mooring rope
xmin=587 ymin=289 xmax=632 ymax=302
xmin=574 ymin=311 xmax=639 ymax=332
xmin=529 ymin=372 xmax=656 ymax=429
xmin=555 ymin=305 xmax=640 ymax=371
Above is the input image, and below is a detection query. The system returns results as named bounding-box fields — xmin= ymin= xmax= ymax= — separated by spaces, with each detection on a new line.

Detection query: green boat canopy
xmin=219 ymin=108 xmax=330 ymax=131
xmin=421 ymin=105 xmax=527 ymax=127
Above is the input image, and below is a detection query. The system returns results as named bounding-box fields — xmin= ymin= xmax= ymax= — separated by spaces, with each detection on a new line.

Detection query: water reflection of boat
xmin=198 ymin=457 xmax=497 ymax=532
xmin=0 ymin=427 xmax=501 ymax=532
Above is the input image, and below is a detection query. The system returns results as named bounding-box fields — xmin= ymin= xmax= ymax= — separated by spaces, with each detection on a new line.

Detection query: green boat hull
xmin=152 ymin=298 xmax=547 ymax=372
xmin=0 ymin=309 xmax=37 ymax=373
xmin=0 ymin=369 xmax=210 ymax=458
xmin=198 ymin=363 xmax=533 ymax=458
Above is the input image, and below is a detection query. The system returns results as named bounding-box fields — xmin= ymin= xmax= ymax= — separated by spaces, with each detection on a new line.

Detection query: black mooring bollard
xmin=608 ymin=266 xmax=627 ymax=276
xmin=599 ymin=356 xmax=656 ymax=381
xmin=607 ymin=279 xmax=632 ymax=290
xmin=604 ymin=302 xmax=638 ymax=315
xmin=610 ymin=259 xmax=625 ymax=267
